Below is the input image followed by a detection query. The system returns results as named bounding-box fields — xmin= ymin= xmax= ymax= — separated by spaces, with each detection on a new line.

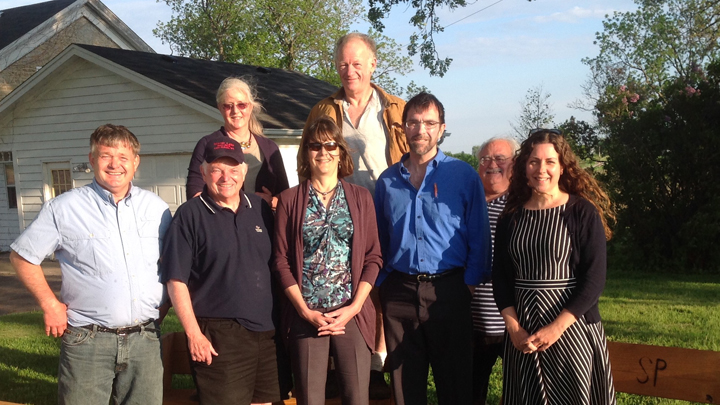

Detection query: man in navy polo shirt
xmin=161 ymin=137 xmax=280 ymax=404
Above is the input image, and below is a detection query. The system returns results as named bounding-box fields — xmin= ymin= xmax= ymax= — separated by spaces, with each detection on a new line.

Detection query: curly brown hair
xmin=505 ymin=130 xmax=615 ymax=240
xmin=297 ymin=116 xmax=354 ymax=180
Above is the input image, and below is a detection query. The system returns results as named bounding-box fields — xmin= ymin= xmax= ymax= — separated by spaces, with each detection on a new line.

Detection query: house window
xmin=51 ymin=169 xmax=72 ymax=198
xmin=1 ymin=152 xmax=16 ymax=209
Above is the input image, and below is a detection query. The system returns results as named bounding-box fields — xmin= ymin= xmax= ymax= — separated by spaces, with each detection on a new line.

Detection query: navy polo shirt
xmin=161 ymin=189 xmax=275 ymax=332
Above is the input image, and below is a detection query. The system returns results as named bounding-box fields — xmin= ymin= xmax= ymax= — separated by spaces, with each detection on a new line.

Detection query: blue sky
xmin=2 ymin=0 xmax=637 ymax=154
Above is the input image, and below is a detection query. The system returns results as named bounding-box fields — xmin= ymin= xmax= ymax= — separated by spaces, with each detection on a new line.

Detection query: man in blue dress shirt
xmin=10 ymin=124 xmax=172 ymax=405
xmin=374 ymin=93 xmax=492 ymax=405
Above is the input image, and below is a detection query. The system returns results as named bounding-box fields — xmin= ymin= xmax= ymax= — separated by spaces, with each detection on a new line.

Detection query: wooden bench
xmin=161 ymin=332 xmax=394 ymax=405
xmin=165 ymin=332 xmax=720 ymax=404
xmin=607 ymin=341 xmax=720 ymax=403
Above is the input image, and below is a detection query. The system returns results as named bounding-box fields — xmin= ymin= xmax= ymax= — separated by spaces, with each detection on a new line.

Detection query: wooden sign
xmin=608 ymin=341 xmax=720 ymax=403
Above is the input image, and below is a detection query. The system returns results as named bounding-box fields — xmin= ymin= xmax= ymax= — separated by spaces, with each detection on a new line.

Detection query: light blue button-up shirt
xmin=11 ymin=179 xmax=172 ymax=328
xmin=374 ymin=149 xmax=492 ymax=286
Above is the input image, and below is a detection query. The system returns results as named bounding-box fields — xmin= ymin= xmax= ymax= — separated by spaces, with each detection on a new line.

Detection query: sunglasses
xmin=528 ymin=128 xmax=563 ymax=136
xmin=222 ymin=102 xmax=250 ymax=111
xmin=307 ymin=142 xmax=339 ymax=152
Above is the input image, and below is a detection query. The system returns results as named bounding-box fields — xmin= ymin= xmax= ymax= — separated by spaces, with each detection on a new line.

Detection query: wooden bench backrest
xmin=161 ymin=332 xmax=192 ymax=391
xmin=607 ymin=341 xmax=720 ymax=403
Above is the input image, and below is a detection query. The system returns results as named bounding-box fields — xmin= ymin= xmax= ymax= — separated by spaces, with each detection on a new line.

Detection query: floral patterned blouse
xmin=302 ymin=183 xmax=354 ymax=309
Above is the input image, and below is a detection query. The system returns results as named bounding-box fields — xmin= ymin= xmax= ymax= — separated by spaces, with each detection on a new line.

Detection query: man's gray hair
xmin=334 ymin=33 xmax=377 ymax=65
xmin=477 ymin=137 xmax=520 ymax=158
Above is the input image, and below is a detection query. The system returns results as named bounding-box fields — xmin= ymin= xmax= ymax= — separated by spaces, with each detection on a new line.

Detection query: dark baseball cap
xmin=204 ymin=137 xmax=245 ymax=164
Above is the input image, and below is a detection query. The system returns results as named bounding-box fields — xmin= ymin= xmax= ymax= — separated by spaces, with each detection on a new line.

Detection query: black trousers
xmin=472 ymin=334 xmax=504 ymax=405
xmin=379 ymin=270 xmax=473 ymax=405
xmin=191 ymin=318 xmax=281 ymax=404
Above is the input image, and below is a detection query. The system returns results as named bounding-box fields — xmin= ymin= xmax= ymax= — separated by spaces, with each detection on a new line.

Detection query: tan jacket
xmin=299 ymin=84 xmax=409 ymax=174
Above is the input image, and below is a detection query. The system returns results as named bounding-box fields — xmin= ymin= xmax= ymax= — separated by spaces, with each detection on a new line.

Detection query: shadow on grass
xmin=0 ymin=346 xmax=59 ymax=405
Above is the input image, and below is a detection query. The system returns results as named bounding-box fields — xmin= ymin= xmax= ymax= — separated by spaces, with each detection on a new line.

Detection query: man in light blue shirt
xmin=10 ymin=124 xmax=171 ymax=405
xmin=374 ymin=93 xmax=491 ymax=404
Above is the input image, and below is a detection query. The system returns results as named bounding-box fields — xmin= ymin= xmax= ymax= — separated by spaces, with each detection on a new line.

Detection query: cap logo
xmin=214 ymin=141 xmax=236 ymax=151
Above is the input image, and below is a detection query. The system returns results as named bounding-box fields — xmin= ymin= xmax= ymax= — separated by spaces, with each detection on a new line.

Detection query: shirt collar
xmin=199 ymin=187 xmax=251 ymax=214
xmin=488 ymin=193 xmax=508 ymax=206
xmin=89 ymin=178 xmax=134 ymax=206
xmin=399 ymin=149 xmax=445 ymax=174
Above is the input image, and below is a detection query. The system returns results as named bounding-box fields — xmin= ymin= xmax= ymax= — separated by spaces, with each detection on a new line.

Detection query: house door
xmin=43 ymin=162 xmax=73 ymax=202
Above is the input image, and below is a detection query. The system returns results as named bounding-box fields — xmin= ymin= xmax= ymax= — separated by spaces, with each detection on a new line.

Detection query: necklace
xmin=238 ymin=135 xmax=252 ymax=150
xmin=312 ymin=183 xmax=337 ymax=197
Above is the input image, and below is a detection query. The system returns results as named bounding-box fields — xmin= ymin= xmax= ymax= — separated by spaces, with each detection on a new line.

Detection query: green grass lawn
xmin=1 ymin=268 xmax=718 ymax=404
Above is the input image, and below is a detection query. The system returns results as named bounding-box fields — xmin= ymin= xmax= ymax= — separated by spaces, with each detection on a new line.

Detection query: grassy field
xmin=1 ymin=268 xmax=718 ymax=404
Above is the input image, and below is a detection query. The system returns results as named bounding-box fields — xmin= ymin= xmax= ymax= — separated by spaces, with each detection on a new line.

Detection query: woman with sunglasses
xmin=186 ymin=77 xmax=289 ymax=208
xmin=272 ymin=115 xmax=382 ymax=405
xmin=492 ymin=129 xmax=616 ymax=404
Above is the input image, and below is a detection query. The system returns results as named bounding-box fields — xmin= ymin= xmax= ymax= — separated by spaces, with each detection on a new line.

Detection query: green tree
xmin=370 ymin=29 xmax=430 ymax=99
xmin=154 ymin=0 xmax=426 ymax=90
xmin=602 ymin=64 xmax=720 ymax=270
xmin=154 ymin=0 xmax=361 ymax=83
xmin=580 ymin=0 xmax=720 ymax=122
xmin=367 ymin=0 xmax=464 ymax=77
xmin=444 ymin=151 xmax=479 ymax=169
xmin=510 ymin=84 xmax=555 ymax=140
xmin=556 ymin=117 xmax=605 ymax=169
xmin=582 ymin=0 xmax=720 ymax=271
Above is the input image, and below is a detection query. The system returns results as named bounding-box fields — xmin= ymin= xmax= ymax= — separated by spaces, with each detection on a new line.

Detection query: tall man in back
xmin=471 ymin=136 xmax=519 ymax=404
xmin=374 ymin=93 xmax=492 ymax=404
xmin=10 ymin=124 xmax=172 ymax=404
xmin=302 ymin=32 xmax=409 ymax=397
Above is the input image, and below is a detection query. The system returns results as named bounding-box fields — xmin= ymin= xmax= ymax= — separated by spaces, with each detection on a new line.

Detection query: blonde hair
xmin=216 ymin=77 xmax=264 ymax=137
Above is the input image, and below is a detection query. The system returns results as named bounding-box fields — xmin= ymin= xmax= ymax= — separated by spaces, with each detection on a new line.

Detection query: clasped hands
xmin=508 ymin=323 xmax=564 ymax=355
xmin=302 ymin=305 xmax=358 ymax=336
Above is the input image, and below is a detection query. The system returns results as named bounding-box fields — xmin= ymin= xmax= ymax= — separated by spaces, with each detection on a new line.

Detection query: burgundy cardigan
xmin=271 ymin=179 xmax=382 ymax=350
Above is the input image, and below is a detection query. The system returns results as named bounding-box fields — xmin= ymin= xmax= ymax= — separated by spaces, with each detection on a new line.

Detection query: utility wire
xmin=443 ymin=0 xmax=506 ymax=29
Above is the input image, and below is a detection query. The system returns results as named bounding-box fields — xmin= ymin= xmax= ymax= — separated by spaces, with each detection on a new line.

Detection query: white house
xmin=0 ymin=43 xmax=337 ymax=250
xmin=0 ymin=0 xmax=153 ymax=99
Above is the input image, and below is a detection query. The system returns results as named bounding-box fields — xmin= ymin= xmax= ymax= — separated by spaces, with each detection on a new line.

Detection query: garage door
xmin=133 ymin=154 xmax=191 ymax=214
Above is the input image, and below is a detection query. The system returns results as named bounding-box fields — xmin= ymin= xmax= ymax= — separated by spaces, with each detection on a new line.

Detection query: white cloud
xmin=533 ymin=7 xmax=617 ymax=24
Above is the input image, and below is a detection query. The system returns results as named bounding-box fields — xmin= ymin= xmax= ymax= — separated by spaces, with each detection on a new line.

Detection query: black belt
xmin=81 ymin=319 xmax=155 ymax=335
xmin=396 ymin=267 xmax=464 ymax=282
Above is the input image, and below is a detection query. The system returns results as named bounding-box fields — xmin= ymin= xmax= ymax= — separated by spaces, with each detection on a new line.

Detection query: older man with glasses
xmin=471 ymin=136 xmax=520 ymax=405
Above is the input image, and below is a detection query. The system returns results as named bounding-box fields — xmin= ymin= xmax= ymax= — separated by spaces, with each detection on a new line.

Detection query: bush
xmin=603 ymin=61 xmax=720 ymax=272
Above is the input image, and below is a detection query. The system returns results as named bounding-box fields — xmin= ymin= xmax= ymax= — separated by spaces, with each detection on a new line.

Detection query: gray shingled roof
xmin=78 ymin=44 xmax=338 ymax=130
xmin=0 ymin=0 xmax=76 ymax=50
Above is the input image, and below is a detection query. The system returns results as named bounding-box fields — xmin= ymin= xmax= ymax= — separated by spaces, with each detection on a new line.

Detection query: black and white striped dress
xmin=502 ymin=204 xmax=615 ymax=405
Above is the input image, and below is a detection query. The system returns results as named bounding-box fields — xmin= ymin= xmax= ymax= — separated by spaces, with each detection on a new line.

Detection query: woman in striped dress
xmin=492 ymin=129 xmax=616 ymax=405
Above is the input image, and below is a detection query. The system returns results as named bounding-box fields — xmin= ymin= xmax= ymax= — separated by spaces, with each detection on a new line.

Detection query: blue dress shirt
xmin=374 ymin=149 xmax=492 ymax=286
xmin=11 ymin=179 xmax=172 ymax=328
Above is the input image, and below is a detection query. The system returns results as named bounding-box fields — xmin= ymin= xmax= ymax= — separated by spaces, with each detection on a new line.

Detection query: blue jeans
xmin=58 ymin=322 xmax=163 ymax=405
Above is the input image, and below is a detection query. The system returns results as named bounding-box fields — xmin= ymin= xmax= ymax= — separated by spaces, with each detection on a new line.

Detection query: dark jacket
xmin=492 ymin=195 xmax=607 ymax=323
xmin=186 ymin=128 xmax=290 ymax=200
xmin=271 ymin=179 xmax=382 ymax=350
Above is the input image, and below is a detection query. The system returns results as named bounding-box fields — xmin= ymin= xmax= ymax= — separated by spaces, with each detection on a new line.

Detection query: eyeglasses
xmin=479 ymin=156 xmax=510 ymax=165
xmin=528 ymin=128 xmax=562 ymax=136
xmin=307 ymin=141 xmax=339 ymax=152
xmin=222 ymin=102 xmax=250 ymax=111
xmin=405 ymin=120 xmax=440 ymax=131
